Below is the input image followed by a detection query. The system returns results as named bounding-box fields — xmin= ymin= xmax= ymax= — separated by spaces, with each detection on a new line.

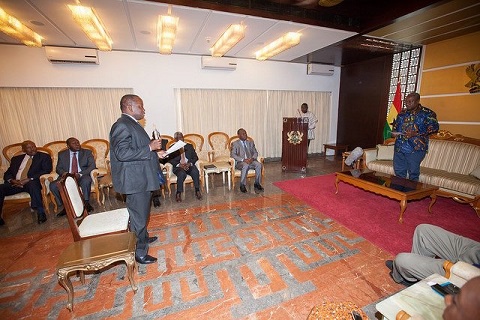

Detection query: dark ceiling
xmin=160 ymin=0 xmax=480 ymax=66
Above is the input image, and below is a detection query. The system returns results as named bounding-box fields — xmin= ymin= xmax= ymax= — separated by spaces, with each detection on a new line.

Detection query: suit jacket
xmin=4 ymin=151 xmax=52 ymax=182
xmin=56 ymin=148 xmax=96 ymax=177
xmin=109 ymin=114 xmax=160 ymax=194
xmin=230 ymin=139 xmax=259 ymax=163
xmin=168 ymin=143 xmax=198 ymax=167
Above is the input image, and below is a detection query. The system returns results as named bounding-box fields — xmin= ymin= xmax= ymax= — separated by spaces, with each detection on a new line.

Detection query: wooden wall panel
xmin=337 ymin=55 xmax=392 ymax=149
xmin=420 ymin=66 xmax=473 ymax=95
xmin=421 ymin=95 xmax=480 ymax=122
xmin=423 ymin=31 xmax=480 ymax=69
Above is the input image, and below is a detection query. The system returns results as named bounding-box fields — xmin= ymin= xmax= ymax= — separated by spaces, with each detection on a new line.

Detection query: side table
xmin=323 ymin=143 xmax=348 ymax=157
xmin=56 ymin=232 xmax=137 ymax=311
xmin=376 ymin=273 xmax=455 ymax=319
xmin=203 ymin=162 xmax=232 ymax=193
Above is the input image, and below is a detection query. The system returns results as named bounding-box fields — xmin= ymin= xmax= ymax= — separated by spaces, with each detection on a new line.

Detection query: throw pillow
xmin=376 ymin=144 xmax=394 ymax=160
xmin=470 ymin=166 xmax=480 ymax=179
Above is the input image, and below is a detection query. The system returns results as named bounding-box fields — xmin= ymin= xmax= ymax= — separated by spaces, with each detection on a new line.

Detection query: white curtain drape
xmin=177 ymin=89 xmax=331 ymax=158
xmin=0 ymin=87 xmax=132 ymax=162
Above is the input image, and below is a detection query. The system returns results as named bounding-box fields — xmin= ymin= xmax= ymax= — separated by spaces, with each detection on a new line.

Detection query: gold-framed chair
xmin=208 ymin=131 xmax=230 ymax=162
xmin=82 ymin=139 xmax=110 ymax=205
xmin=228 ymin=136 xmax=265 ymax=189
xmin=57 ymin=173 xmax=129 ymax=242
xmin=1 ymin=145 xmax=54 ymax=210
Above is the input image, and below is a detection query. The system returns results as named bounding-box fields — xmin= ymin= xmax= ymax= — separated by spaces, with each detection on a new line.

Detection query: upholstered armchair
xmin=228 ymin=136 xmax=265 ymax=189
xmin=81 ymin=139 xmax=110 ymax=206
xmin=208 ymin=131 xmax=230 ymax=162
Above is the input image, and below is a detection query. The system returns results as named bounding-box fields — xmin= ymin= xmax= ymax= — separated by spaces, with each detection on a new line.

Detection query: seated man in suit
xmin=168 ymin=132 xmax=202 ymax=202
xmin=230 ymin=128 xmax=264 ymax=193
xmin=0 ymin=140 xmax=52 ymax=225
xmin=50 ymin=137 xmax=96 ymax=216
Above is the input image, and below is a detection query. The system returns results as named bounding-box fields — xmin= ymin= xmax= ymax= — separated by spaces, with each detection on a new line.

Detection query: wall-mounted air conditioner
xmin=201 ymin=56 xmax=237 ymax=70
xmin=307 ymin=63 xmax=334 ymax=76
xmin=45 ymin=46 xmax=99 ymax=64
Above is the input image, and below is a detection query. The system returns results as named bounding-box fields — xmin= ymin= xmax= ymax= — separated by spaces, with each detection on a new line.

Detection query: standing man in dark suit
xmin=110 ymin=94 xmax=166 ymax=265
xmin=168 ymin=131 xmax=202 ymax=202
xmin=230 ymin=128 xmax=264 ymax=194
xmin=50 ymin=137 xmax=96 ymax=216
xmin=0 ymin=140 xmax=52 ymax=225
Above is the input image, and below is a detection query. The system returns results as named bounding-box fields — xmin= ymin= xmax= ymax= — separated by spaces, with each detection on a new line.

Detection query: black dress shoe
xmin=195 ymin=191 xmax=202 ymax=200
xmin=152 ymin=196 xmax=161 ymax=207
xmin=176 ymin=193 xmax=182 ymax=202
xmin=0 ymin=217 xmax=5 ymax=225
xmin=254 ymin=183 xmax=264 ymax=191
xmin=56 ymin=209 xmax=66 ymax=217
xmin=385 ymin=260 xmax=393 ymax=271
xmin=240 ymin=185 xmax=247 ymax=193
xmin=37 ymin=212 xmax=47 ymax=224
xmin=148 ymin=236 xmax=158 ymax=244
xmin=135 ymin=254 xmax=157 ymax=264
xmin=389 ymin=271 xmax=415 ymax=287
xmin=85 ymin=202 xmax=94 ymax=213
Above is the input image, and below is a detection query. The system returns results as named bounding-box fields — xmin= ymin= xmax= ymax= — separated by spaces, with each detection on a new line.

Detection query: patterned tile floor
xmin=0 ymin=155 xmax=403 ymax=319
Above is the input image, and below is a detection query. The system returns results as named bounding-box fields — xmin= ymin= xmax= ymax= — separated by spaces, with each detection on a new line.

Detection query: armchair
xmin=208 ymin=131 xmax=230 ymax=162
xmin=81 ymin=139 xmax=110 ymax=205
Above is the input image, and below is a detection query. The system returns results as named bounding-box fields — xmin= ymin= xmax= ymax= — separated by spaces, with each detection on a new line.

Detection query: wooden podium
xmin=281 ymin=117 xmax=308 ymax=172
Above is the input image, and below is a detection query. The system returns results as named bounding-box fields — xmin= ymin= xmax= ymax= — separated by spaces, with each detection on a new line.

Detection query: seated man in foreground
xmin=385 ymin=224 xmax=480 ymax=286
xmin=230 ymin=128 xmax=263 ymax=193
xmin=0 ymin=140 xmax=52 ymax=224
xmin=168 ymin=132 xmax=202 ymax=202
xmin=50 ymin=137 xmax=96 ymax=216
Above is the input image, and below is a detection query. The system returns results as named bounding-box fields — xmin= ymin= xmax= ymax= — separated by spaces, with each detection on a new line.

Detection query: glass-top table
xmin=335 ymin=169 xmax=439 ymax=222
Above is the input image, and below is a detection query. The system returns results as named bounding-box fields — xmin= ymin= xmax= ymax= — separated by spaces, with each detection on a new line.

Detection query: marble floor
xmin=0 ymin=155 xmax=402 ymax=319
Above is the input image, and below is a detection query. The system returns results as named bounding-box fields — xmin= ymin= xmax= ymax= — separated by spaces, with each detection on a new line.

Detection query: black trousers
xmin=125 ymin=190 xmax=152 ymax=258
xmin=0 ymin=180 xmax=44 ymax=214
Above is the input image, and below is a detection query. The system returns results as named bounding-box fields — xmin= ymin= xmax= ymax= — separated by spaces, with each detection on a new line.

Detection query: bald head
xmin=443 ymin=276 xmax=480 ymax=320
xmin=120 ymin=94 xmax=145 ymax=120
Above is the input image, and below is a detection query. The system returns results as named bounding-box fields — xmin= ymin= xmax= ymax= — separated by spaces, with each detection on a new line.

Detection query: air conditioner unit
xmin=201 ymin=56 xmax=237 ymax=70
xmin=45 ymin=46 xmax=99 ymax=64
xmin=307 ymin=63 xmax=334 ymax=76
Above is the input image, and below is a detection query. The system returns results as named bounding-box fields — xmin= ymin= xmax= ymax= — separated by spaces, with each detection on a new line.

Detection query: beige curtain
xmin=177 ymin=89 xmax=331 ymax=158
xmin=0 ymin=87 xmax=132 ymax=162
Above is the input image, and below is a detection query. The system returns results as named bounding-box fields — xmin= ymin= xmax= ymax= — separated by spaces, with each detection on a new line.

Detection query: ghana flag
xmin=383 ymin=81 xmax=402 ymax=140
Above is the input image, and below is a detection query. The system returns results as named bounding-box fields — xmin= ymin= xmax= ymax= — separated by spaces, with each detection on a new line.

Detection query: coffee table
xmin=335 ymin=170 xmax=438 ymax=222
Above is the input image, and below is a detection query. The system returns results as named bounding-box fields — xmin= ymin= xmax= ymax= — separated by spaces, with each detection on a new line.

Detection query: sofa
xmin=363 ymin=130 xmax=480 ymax=217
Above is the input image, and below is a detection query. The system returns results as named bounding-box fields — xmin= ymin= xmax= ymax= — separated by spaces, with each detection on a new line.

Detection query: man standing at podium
xmin=300 ymin=103 xmax=318 ymax=148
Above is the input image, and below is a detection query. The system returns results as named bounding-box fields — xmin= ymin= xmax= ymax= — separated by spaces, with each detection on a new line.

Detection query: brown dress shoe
xmin=176 ymin=192 xmax=182 ymax=202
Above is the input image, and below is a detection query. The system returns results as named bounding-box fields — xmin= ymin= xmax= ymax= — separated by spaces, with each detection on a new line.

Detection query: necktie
xmin=243 ymin=141 xmax=251 ymax=159
xmin=180 ymin=148 xmax=187 ymax=164
xmin=20 ymin=156 xmax=32 ymax=180
xmin=71 ymin=152 xmax=78 ymax=174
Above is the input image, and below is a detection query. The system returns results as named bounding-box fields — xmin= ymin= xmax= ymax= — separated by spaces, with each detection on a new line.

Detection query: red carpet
xmin=274 ymin=174 xmax=480 ymax=255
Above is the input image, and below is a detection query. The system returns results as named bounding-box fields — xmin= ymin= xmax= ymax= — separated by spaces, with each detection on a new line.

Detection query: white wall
xmin=0 ymin=44 xmax=339 ymax=145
